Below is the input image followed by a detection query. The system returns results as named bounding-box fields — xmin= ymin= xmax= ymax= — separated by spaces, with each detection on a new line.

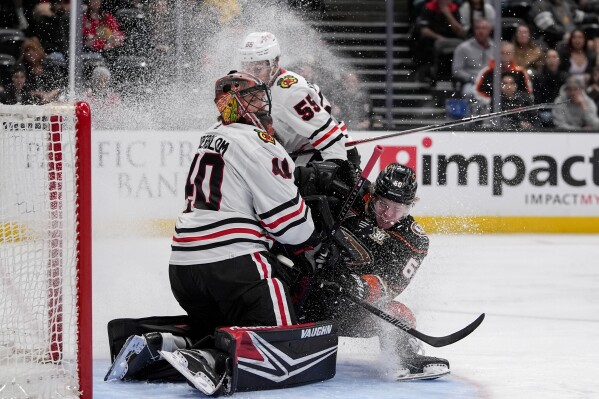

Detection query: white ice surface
xmin=93 ymin=234 xmax=599 ymax=398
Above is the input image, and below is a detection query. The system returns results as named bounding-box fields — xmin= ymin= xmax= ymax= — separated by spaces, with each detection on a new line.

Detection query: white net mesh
xmin=0 ymin=104 xmax=82 ymax=398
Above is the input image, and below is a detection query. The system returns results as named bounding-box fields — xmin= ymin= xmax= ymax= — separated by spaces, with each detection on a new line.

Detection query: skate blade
xmin=160 ymin=350 xmax=218 ymax=395
xmin=396 ymin=366 xmax=450 ymax=382
xmin=104 ymin=335 xmax=146 ymax=381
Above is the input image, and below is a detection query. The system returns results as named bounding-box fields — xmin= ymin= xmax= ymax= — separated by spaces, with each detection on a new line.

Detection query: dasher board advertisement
xmin=89 ymin=130 xmax=599 ymax=233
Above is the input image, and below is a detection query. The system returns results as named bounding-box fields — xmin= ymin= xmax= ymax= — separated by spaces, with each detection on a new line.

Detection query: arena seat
xmin=0 ymin=28 xmax=26 ymax=59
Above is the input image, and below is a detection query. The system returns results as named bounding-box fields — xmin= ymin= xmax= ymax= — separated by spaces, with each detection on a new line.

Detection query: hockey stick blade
xmin=336 ymin=286 xmax=485 ymax=347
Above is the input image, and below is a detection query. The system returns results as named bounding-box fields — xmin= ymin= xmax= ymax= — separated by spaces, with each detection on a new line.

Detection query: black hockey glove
xmin=302 ymin=239 xmax=340 ymax=277
xmin=323 ymin=274 xmax=389 ymax=303
xmin=310 ymin=227 xmax=363 ymax=280
xmin=323 ymin=274 xmax=368 ymax=300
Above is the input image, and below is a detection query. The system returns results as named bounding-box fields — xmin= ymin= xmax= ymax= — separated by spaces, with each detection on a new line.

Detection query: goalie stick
xmin=293 ymin=102 xmax=562 ymax=154
xmin=327 ymin=281 xmax=485 ymax=347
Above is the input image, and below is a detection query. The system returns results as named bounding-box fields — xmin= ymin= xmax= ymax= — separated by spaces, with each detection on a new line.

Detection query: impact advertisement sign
xmin=356 ymin=131 xmax=599 ymax=217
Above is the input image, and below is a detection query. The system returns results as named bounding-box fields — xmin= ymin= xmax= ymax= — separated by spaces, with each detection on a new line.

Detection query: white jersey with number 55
xmin=270 ymin=70 xmax=348 ymax=163
xmin=170 ymin=122 xmax=317 ymax=265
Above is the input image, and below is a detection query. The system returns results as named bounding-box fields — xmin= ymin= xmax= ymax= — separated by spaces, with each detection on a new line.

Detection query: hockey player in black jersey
xmin=293 ymin=162 xmax=450 ymax=381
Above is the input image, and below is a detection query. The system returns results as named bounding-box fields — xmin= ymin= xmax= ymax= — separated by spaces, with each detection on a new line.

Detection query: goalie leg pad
xmin=215 ymin=320 xmax=339 ymax=394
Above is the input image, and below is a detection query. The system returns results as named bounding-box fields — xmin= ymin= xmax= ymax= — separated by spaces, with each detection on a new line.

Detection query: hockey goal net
xmin=0 ymin=103 xmax=92 ymax=398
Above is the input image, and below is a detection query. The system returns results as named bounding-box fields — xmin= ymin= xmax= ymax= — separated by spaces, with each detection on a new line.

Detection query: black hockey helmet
xmin=214 ymin=70 xmax=273 ymax=133
xmin=373 ymin=163 xmax=418 ymax=205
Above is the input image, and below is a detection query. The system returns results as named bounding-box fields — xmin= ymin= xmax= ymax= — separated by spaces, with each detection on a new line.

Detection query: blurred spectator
xmin=512 ymin=23 xmax=545 ymax=75
xmin=84 ymin=65 xmax=121 ymax=108
xmin=30 ymin=0 xmax=70 ymax=57
xmin=83 ymin=0 xmax=124 ymax=61
xmin=147 ymin=0 xmax=176 ymax=82
xmin=552 ymin=76 xmax=599 ymax=129
xmin=148 ymin=0 xmax=175 ymax=57
xmin=533 ymin=49 xmax=568 ymax=104
xmin=1 ymin=65 xmax=36 ymax=104
xmin=558 ymin=29 xmax=596 ymax=85
xmin=529 ymin=0 xmax=598 ymax=48
xmin=330 ymin=71 xmax=373 ymax=130
xmin=127 ymin=0 xmax=150 ymax=11
xmin=533 ymin=49 xmax=569 ymax=126
xmin=586 ymin=65 xmax=599 ymax=108
xmin=579 ymin=0 xmax=599 ymax=13
xmin=0 ymin=0 xmax=29 ymax=29
xmin=474 ymin=41 xmax=533 ymax=104
xmin=459 ymin=0 xmax=495 ymax=36
xmin=18 ymin=37 xmax=64 ymax=103
xmin=452 ymin=18 xmax=494 ymax=96
xmin=500 ymin=72 xmax=534 ymax=130
xmin=413 ymin=0 xmax=466 ymax=82
xmin=202 ymin=0 xmax=241 ymax=24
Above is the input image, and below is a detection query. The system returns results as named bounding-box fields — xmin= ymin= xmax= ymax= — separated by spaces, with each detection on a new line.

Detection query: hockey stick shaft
xmin=293 ymin=102 xmax=560 ymax=155
xmin=346 ymin=102 xmax=559 ymax=147
xmin=339 ymin=287 xmax=485 ymax=347
xmin=330 ymin=145 xmax=383 ymax=237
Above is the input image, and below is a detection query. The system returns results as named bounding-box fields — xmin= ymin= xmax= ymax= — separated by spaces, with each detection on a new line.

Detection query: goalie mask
xmin=369 ymin=164 xmax=418 ymax=229
xmin=214 ymin=70 xmax=273 ymax=133
xmin=239 ymin=32 xmax=281 ymax=86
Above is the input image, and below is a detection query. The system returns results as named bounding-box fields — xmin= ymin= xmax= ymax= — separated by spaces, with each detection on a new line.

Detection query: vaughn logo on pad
xmin=301 ymin=324 xmax=333 ymax=339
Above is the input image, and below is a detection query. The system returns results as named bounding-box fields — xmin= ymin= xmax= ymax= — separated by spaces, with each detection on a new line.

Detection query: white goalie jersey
xmin=270 ymin=70 xmax=348 ymax=163
xmin=170 ymin=122 xmax=317 ymax=265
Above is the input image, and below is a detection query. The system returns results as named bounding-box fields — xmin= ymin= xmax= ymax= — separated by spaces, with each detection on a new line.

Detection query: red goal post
xmin=0 ymin=102 xmax=92 ymax=398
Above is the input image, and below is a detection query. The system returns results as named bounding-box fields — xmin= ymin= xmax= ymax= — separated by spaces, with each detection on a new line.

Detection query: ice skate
xmin=393 ymin=335 xmax=450 ymax=381
xmin=160 ymin=348 xmax=228 ymax=396
xmin=104 ymin=332 xmax=163 ymax=381
xmin=396 ymin=353 xmax=450 ymax=381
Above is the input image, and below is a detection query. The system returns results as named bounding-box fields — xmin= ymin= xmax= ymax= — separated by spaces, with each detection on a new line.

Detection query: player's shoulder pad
xmin=272 ymin=71 xmax=316 ymax=101
xmin=216 ymin=123 xmax=281 ymax=152
xmin=244 ymin=125 xmax=290 ymax=158
xmin=254 ymin=128 xmax=277 ymax=146
xmin=274 ymin=73 xmax=302 ymax=90
xmin=391 ymin=215 xmax=429 ymax=250
xmin=273 ymin=70 xmax=306 ymax=89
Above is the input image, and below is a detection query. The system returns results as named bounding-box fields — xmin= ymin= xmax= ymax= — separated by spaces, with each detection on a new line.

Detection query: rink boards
xmin=91 ymin=130 xmax=599 ymax=234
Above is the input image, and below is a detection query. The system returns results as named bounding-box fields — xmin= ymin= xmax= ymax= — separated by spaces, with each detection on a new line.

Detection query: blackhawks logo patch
xmin=277 ymin=75 xmax=298 ymax=89
xmin=256 ymin=129 xmax=275 ymax=145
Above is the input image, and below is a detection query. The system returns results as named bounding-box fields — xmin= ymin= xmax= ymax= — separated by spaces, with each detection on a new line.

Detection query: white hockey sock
xmin=160 ymin=333 xmax=188 ymax=352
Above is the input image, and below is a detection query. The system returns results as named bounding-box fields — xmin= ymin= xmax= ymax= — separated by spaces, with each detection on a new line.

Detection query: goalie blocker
xmin=106 ymin=316 xmax=338 ymax=395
